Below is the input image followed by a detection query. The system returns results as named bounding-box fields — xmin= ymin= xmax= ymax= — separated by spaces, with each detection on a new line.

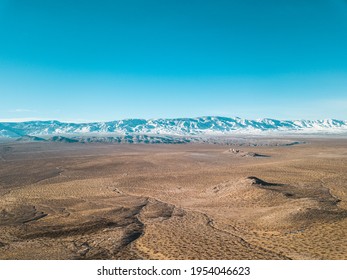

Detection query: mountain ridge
xmin=1 ymin=116 xmax=347 ymax=138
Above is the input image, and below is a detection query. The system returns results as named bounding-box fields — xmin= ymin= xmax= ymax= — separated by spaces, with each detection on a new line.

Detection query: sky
xmin=0 ymin=0 xmax=347 ymax=122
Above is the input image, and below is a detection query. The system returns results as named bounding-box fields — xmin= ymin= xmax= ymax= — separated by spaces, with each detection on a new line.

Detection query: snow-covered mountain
xmin=0 ymin=117 xmax=347 ymax=138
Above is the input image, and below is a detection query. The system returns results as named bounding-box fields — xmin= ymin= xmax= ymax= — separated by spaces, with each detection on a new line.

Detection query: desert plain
xmin=0 ymin=137 xmax=346 ymax=260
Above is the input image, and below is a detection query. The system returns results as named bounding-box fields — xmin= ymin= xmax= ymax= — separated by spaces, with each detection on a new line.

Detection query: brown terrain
xmin=0 ymin=138 xmax=346 ymax=260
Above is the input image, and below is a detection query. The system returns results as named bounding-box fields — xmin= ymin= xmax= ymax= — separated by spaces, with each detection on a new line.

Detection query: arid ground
xmin=0 ymin=138 xmax=346 ymax=259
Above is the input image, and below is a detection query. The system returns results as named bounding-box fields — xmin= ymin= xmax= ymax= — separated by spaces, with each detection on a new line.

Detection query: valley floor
xmin=0 ymin=138 xmax=346 ymax=259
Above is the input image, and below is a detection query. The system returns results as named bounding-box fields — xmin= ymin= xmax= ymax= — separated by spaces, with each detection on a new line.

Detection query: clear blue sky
xmin=1 ymin=0 xmax=347 ymax=122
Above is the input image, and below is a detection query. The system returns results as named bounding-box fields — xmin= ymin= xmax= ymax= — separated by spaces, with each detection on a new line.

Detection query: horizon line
xmin=0 ymin=116 xmax=346 ymax=124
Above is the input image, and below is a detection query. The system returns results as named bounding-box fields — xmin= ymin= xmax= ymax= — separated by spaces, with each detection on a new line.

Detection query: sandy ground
xmin=0 ymin=138 xmax=346 ymax=259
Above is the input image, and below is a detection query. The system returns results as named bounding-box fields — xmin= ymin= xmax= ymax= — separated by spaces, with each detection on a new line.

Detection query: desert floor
xmin=0 ymin=138 xmax=346 ymax=259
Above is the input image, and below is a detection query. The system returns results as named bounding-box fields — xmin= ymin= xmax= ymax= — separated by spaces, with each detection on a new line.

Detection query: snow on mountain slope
xmin=0 ymin=117 xmax=346 ymax=138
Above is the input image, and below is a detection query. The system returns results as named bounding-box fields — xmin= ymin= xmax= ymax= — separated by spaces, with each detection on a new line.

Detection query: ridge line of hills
xmin=1 ymin=117 xmax=346 ymax=141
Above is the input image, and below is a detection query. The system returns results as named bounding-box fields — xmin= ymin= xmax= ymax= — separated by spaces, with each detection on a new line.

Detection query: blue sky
xmin=0 ymin=0 xmax=347 ymax=122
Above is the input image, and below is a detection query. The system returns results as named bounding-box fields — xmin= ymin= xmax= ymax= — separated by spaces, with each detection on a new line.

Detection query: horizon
xmin=0 ymin=115 xmax=347 ymax=124
xmin=1 ymin=1 xmax=347 ymax=121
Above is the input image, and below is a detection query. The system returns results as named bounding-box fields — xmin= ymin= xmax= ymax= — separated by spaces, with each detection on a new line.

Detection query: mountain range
xmin=1 ymin=117 xmax=347 ymax=138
